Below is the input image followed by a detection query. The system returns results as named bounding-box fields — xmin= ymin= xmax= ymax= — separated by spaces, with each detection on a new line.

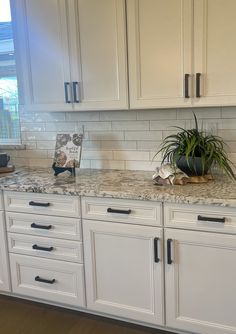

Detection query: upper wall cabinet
xmin=127 ymin=0 xmax=236 ymax=109
xmin=13 ymin=0 xmax=128 ymax=111
xmin=126 ymin=0 xmax=193 ymax=109
xmin=194 ymin=0 xmax=236 ymax=107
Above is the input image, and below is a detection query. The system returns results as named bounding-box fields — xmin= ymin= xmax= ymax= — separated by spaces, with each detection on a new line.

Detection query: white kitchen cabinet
xmin=12 ymin=0 xmax=72 ymax=112
xmin=83 ymin=219 xmax=164 ymax=325
xmin=165 ymin=228 xmax=236 ymax=334
xmin=127 ymin=0 xmax=192 ymax=109
xmin=13 ymin=0 xmax=128 ymax=111
xmin=193 ymin=0 xmax=236 ymax=106
xmin=0 ymin=211 xmax=11 ymax=292
xmin=127 ymin=0 xmax=236 ymax=109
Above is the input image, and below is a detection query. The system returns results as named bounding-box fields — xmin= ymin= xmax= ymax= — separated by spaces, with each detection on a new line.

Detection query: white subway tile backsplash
xmin=89 ymin=131 xmax=124 ymax=141
xmin=45 ymin=122 xmax=77 ymax=132
xmin=6 ymin=107 xmax=236 ymax=171
xmin=66 ymin=111 xmax=99 ymax=121
xmin=137 ymin=109 xmax=177 ymax=120
xmin=82 ymin=150 xmax=113 ymax=160
xmin=112 ymin=121 xmax=149 ymax=131
xmin=113 ymin=150 xmax=149 ymax=161
xmin=125 ymin=131 xmax=162 ymax=141
xmin=101 ymin=141 xmax=136 ymax=150
xmin=34 ymin=112 xmax=66 ymax=122
xmin=83 ymin=121 xmax=112 ymax=131
xmin=150 ymin=120 xmax=185 ymax=131
xmin=91 ymin=160 xmax=125 ymax=170
xmin=177 ymin=107 xmax=221 ymax=119
xmin=100 ymin=110 xmax=136 ymax=121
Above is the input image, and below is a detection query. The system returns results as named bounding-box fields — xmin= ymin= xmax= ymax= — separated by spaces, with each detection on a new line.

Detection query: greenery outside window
xmin=0 ymin=0 xmax=21 ymax=145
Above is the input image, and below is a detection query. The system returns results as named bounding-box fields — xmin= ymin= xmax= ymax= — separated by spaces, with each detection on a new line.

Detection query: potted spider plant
xmin=154 ymin=113 xmax=235 ymax=179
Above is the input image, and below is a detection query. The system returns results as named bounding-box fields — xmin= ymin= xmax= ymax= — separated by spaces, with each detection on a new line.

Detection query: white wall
xmin=6 ymin=106 xmax=236 ymax=171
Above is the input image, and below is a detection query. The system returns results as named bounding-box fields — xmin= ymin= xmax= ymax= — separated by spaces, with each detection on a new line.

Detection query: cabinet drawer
xmin=10 ymin=254 xmax=85 ymax=307
xmin=4 ymin=191 xmax=80 ymax=217
xmin=82 ymin=197 xmax=162 ymax=226
xmin=8 ymin=233 xmax=83 ymax=263
xmin=165 ymin=203 xmax=236 ymax=234
xmin=6 ymin=212 xmax=81 ymax=240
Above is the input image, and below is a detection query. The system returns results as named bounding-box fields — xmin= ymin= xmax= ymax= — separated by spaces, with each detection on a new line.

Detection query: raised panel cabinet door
xmin=68 ymin=0 xmax=128 ymax=110
xmin=83 ymin=220 xmax=164 ymax=325
xmin=12 ymin=0 xmax=72 ymax=111
xmin=127 ymin=0 xmax=193 ymax=109
xmin=165 ymin=228 xmax=236 ymax=334
xmin=194 ymin=0 xmax=236 ymax=106
xmin=0 ymin=212 xmax=11 ymax=292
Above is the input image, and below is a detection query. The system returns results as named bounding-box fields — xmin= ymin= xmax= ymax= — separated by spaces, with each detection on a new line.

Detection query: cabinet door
xmin=194 ymin=0 xmax=236 ymax=106
xmin=165 ymin=228 xmax=236 ymax=334
xmin=83 ymin=220 xmax=164 ymax=325
xmin=13 ymin=0 xmax=72 ymax=111
xmin=0 ymin=212 xmax=11 ymax=292
xmin=69 ymin=0 xmax=128 ymax=110
xmin=127 ymin=0 xmax=192 ymax=109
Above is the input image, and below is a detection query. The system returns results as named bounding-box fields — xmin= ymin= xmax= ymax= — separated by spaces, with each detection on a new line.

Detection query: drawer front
xmin=6 ymin=212 xmax=81 ymax=240
xmin=10 ymin=254 xmax=85 ymax=307
xmin=82 ymin=197 xmax=162 ymax=226
xmin=165 ymin=203 xmax=236 ymax=234
xmin=0 ymin=191 xmax=3 ymax=210
xmin=8 ymin=233 xmax=83 ymax=263
xmin=4 ymin=191 xmax=80 ymax=217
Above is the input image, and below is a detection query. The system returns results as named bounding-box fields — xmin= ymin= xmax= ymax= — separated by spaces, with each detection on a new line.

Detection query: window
xmin=0 ymin=0 xmax=21 ymax=144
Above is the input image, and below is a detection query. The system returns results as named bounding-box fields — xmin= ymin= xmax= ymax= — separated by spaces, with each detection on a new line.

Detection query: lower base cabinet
xmin=165 ymin=228 xmax=236 ymax=334
xmin=83 ymin=219 xmax=164 ymax=325
xmin=0 ymin=211 xmax=11 ymax=292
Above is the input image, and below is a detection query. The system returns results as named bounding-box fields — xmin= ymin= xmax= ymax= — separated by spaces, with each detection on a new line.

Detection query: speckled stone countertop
xmin=0 ymin=168 xmax=236 ymax=207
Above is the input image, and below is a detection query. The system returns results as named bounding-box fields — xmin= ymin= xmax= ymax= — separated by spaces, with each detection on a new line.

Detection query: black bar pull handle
xmin=29 ymin=201 xmax=50 ymax=207
xmin=154 ymin=237 xmax=160 ymax=263
xmin=32 ymin=244 xmax=54 ymax=252
xmin=184 ymin=73 xmax=190 ymax=98
xmin=167 ymin=239 xmax=173 ymax=265
xmin=197 ymin=215 xmax=225 ymax=223
xmin=107 ymin=208 xmax=131 ymax=215
xmin=35 ymin=276 xmax=55 ymax=284
xmin=72 ymin=81 xmax=80 ymax=103
xmin=31 ymin=223 xmax=52 ymax=230
xmin=196 ymin=72 xmax=201 ymax=98
xmin=64 ymin=82 xmax=71 ymax=103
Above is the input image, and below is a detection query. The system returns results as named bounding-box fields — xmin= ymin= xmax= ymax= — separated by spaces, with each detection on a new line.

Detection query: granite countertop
xmin=0 ymin=168 xmax=236 ymax=207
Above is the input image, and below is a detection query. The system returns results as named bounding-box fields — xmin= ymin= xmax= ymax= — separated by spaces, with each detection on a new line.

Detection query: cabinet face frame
xmin=165 ymin=228 xmax=236 ymax=334
xmin=83 ymin=219 xmax=164 ymax=325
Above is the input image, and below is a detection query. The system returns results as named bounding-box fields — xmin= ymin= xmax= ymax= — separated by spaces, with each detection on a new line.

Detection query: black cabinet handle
xmin=29 ymin=201 xmax=50 ymax=207
xmin=184 ymin=73 xmax=190 ymax=98
xmin=107 ymin=208 xmax=131 ymax=215
xmin=72 ymin=81 xmax=80 ymax=103
xmin=35 ymin=276 xmax=55 ymax=284
xmin=197 ymin=215 xmax=225 ymax=223
xmin=64 ymin=82 xmax=71 ymax=103
xmin=196 ymin=72 xmax=201 ymax=98
xmin=32 ymin=244 xmax=54 ymax=252
xmin=167 ymin=239 xmax=173 ymax=264
xmin=154 ymin=237 xmax=160 ymax=263
xmin=31 ymin=223 xmax=52 ymax=230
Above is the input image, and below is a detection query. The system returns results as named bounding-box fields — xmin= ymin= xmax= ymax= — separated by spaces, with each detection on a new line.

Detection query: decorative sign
xmin=53 ymin=133 xmax=83 ymax=168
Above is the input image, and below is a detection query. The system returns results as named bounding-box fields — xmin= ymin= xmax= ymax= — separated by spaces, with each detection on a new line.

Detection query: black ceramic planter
xmin=176 ymin=156 xmax=211 ymax=176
